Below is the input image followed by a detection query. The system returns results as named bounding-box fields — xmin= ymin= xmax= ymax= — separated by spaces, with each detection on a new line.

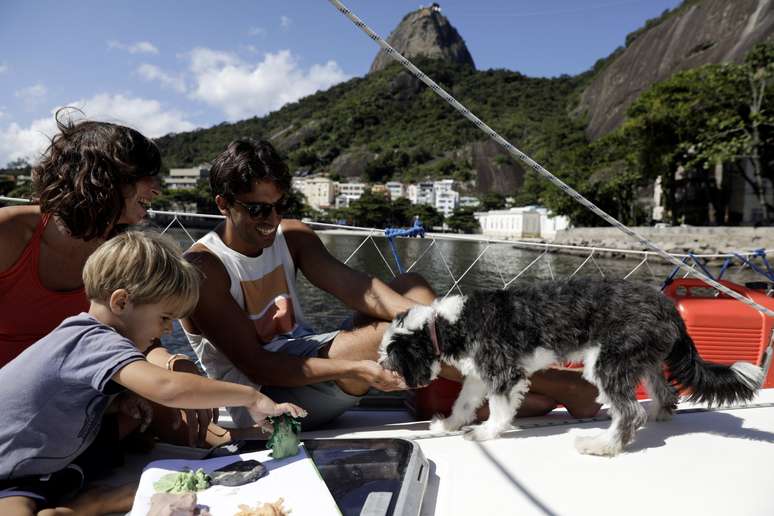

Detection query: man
xmin=183 ymin=139 xmax=601 ymax=429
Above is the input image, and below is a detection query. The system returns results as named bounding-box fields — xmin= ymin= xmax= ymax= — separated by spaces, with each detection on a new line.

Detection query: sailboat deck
xmin=110 ymin=388 xmax=774 ymax=515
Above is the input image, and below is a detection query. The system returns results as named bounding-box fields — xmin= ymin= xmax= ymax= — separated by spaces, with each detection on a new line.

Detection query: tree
xmin=479 ymin=192 xmax=506 ymax=211
xmin=405 ymin=204 xmax=444 ymax=229
xmin=624 ymin=42 xmax=774 ymax=224
xmin=446 ymin=207 xmax=480 ymax=233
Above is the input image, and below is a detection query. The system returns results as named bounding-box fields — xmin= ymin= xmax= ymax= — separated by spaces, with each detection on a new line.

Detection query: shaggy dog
xmin=378 ymin=278 xmax=763 ymax=456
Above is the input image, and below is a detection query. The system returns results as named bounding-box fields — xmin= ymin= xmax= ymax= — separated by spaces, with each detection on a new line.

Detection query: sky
xmin=0 ymin=0 xmax=683 ymax=167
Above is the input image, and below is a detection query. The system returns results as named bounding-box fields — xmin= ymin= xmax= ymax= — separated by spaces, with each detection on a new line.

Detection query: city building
xmin=435 ymin=189 xmax=459 ymax=217
xmin=293 ymin=176 xmax=335 ymax=210
xmin=475 ymin=206 xmax=569 ymax=239
xmin=335 ymin=181 xmax=368 ymax=209
xmin=165 ymin=164 xmax=209 ymax=190
xmin=385 ymin=181 xmax=406 ymax=200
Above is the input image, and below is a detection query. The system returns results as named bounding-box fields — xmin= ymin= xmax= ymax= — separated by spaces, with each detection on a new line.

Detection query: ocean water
xmin=157 ymin=226 xmax=766 ymax=357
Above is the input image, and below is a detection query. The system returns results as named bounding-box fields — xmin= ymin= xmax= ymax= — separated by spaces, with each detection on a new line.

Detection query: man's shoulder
xmin=184 ymin=241 xmax=230 ymax=290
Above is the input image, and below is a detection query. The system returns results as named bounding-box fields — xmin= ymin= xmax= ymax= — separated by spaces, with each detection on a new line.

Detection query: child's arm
xmin=112 ymin=360 xmax=306 ymax=423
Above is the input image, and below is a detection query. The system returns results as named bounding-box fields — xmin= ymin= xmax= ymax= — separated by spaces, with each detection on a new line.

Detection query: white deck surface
xmin=302 ymin=390 xmax=774 ymax=516
xmin=111 ymin=389 xmax=774 ymax=516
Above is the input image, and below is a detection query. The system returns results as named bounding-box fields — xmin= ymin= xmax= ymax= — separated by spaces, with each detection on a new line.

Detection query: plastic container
xmin=213 ymin=438 xmax=428 ymax=516
xmin=663 ymin=278 xmax=774 ymax=387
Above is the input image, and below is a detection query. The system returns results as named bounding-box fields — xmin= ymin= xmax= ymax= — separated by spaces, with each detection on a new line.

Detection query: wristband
xmin=165 ymin=353 xmax=189 ymax=371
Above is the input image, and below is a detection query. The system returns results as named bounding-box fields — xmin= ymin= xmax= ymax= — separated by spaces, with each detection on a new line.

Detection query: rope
xmin=327 ymin=0 xmax=774 ymax=319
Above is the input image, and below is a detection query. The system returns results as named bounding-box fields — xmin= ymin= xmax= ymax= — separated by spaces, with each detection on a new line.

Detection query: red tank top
xmin=0 ymin=214 xmax=89 ymax=366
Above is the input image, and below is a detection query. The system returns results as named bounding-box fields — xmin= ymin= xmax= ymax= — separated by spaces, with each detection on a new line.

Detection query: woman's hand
xmin=115 ymin=392 xmax=153 ymax=432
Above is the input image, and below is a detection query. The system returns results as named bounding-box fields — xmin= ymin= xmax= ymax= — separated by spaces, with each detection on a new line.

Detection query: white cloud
xmin=249 ymin=27 xmax=266 ymax=37
xmin=0 ymin=63 xmax=8 ymax=74
xmin=108 ymin=40 xmax=159 ymax=55
xmin=137 ymin=63 xmax=187 ymax=93
xmin=0 ymin=94 xmax=196 ymax=166
xmin=280 ymin=16 xmax=292 ymax=30
xmin=15 ymin=83 xmax=48 ymax=110
xmin=0 ymin=117 xmax=57 ymax=166
xmin=188 ymin=48 xmax=348 ymax=121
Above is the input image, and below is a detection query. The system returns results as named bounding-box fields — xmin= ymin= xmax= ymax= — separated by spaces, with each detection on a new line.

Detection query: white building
xmin=335 ymin=181 xmax=368 ymax=209
xmin=436 ymin=189 xmax=459 ymax=217
xmin=385 ymin=181 xmax=405 ymax=200
xmin=165 ymin=165 xmax=209 ymax=190
xmin=459 ymin=196 xmax=481 ymax=208
xmin=475 ymin=206 xmax=569 ymax=239
xmin=293 ymin=176 xmax=335 ymax=210
xmin=415 ymin=181 xmax=435 ymax=205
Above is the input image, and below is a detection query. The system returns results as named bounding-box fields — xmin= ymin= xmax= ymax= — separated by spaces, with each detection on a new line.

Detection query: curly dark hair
xmin=209 ymin=139 xmax=291 ymax=201
xmin=32 ymin=109 xmax=161 ymax=240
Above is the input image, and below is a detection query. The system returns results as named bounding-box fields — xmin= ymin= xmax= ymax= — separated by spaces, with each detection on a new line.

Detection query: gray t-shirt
xmin=0 ymin=313 xmax=145 ymax=479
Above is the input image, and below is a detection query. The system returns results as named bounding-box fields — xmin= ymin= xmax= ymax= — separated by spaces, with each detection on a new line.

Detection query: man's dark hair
xmin=209 ymin=139 xmax=291 ymax=201
xmin=33 ymin=108 xmax=161 ymax=240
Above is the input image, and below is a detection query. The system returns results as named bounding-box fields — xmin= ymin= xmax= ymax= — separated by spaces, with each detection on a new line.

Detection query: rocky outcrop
xmin=328 ymin=148 xmax=375 ymax=178
xmin=469 ymin=140 xmax=525 ymax=194
xmin=578 ymin=0 xmax=774 ymax=139
xmin=370 ymin=4 xmax=475 ymax=73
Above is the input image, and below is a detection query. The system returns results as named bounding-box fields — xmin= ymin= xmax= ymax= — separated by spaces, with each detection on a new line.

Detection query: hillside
xmin=155 ymin=0 xmax=774 ymax=203
xmin=156 ymin=58 xmax=584 ymax=196
xmin=578 ymin=0 xmax=774 ymax=139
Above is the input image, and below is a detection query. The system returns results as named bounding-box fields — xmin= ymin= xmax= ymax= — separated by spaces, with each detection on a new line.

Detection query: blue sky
xmin=0 ymin=0 xmax=682 ymax=166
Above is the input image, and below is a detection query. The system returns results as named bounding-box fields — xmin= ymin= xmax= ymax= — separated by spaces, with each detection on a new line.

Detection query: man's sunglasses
xmin=232 ymin=197 xmax=288 ymax=219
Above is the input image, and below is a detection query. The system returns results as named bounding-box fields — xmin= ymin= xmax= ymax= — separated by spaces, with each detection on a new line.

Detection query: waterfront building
xmin=475 ymin=206 xmax=569 ymax=240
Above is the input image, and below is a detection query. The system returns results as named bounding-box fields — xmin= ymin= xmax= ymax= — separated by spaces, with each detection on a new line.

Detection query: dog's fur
xmin=379 ymin=278 xmax=763 ymax=456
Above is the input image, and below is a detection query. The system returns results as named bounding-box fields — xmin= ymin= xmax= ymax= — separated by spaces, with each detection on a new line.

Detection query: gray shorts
xmin=229 ymin=329 xmax=361 ymax=431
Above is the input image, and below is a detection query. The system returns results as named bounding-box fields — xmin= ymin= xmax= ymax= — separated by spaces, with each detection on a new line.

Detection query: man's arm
xmin=182 ymin=248 xmax=381 ymax=387
xmin=283 ymin=219 xmax=416 ymax=321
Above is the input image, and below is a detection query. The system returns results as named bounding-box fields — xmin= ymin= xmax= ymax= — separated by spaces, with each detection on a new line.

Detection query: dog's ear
xmin=401 ymin=305 xmax=434 ymax=331
xmin=431 ymin=295 xmax=466 ymax=324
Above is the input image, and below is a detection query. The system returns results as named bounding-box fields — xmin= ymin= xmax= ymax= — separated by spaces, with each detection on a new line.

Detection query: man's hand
xmin=357 ymin=360 xmax=409 ymax=391
xmin=169 ymin=358 xmax=219 ymax=446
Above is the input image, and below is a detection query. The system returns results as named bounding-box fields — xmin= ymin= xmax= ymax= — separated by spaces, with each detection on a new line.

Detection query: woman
xmin=0 ymin=111 xmax=218 ymax=447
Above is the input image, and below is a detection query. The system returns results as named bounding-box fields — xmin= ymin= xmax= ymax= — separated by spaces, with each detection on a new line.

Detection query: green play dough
xmin=153 ymin=468 xmax=210 ymax=493
xmin=266 ymin=414 xmax=302 ymax=459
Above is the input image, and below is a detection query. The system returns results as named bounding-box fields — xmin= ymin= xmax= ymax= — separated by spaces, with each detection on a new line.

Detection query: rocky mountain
xmin=156 ymin=0 xmax=772 ymax=201
xmin=369 ymin=4 xmax=474 ymax=73
xmin=578 ymin=0 xmax=774 ymax=139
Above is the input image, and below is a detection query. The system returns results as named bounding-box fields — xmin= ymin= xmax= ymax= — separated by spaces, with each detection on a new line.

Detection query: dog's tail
xmin=665 ymin=328 xmax=763 ymax=407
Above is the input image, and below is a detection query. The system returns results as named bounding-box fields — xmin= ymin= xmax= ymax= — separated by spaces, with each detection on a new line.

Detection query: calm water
xmin=157 ymin=225 xmax=764 ymax=357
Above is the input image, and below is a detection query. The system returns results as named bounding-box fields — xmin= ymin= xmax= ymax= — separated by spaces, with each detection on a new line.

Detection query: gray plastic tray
xmin=213 ymin=438 xmax=428 ymax=516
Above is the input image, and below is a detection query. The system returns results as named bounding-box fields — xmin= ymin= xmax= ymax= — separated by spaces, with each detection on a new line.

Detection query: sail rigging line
xmin=327 ymin=0 xmax=774 ymax=319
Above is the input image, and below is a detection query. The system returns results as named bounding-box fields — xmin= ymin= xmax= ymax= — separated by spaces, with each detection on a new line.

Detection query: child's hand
xmin=116 ymin=392 xmax=153 ymax=432
xmin=247 ymin=395 xmax=307 ymax=431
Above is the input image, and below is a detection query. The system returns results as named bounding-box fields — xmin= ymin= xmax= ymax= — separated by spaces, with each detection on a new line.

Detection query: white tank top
xmin=184 ymin=224 xmax=312 ymax=387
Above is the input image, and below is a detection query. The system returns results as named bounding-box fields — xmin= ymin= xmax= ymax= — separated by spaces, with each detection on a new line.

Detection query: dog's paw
xmin=574 ymin=434 xmax=622 ymax=457
xmin=647 ymin=402 xmax=675 ymax=422
xmin=429 ymin=416 xmax=461 ymax=433
xmin=462 ymin=425 xmax=500 ymax=441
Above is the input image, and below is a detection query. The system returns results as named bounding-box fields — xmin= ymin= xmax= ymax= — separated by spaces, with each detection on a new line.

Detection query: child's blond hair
xmin=83 ymin=231 xmax=200 ymax=317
